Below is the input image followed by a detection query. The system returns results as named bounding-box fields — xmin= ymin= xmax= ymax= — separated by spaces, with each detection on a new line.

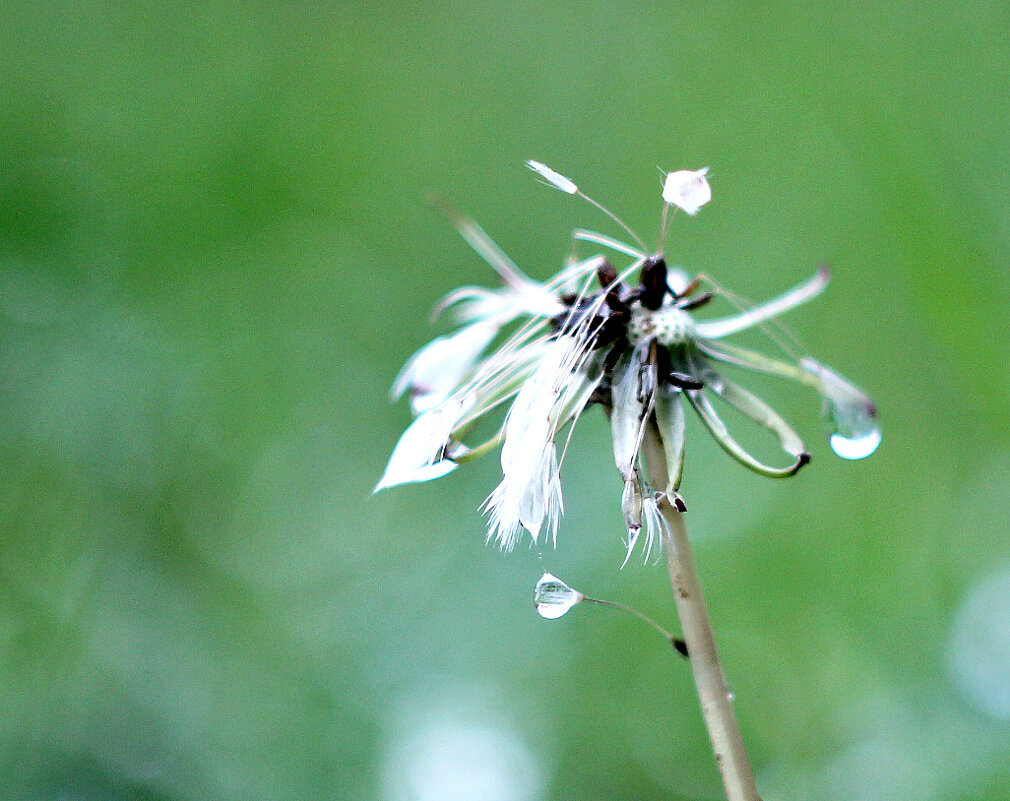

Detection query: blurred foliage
xmin=2 ymin=1 xmax=1010 ymax=800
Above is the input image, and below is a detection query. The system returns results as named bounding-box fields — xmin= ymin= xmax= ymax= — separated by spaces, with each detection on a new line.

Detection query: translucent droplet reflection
xmin=533 ymin=573 xmax=583 ymax=619
xmin=801 ymin=358 xmax=881 ymax=460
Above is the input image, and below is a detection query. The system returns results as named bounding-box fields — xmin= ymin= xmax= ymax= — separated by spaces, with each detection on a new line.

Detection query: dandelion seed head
xmin=378 ymin=159 xmax=878 ymax=559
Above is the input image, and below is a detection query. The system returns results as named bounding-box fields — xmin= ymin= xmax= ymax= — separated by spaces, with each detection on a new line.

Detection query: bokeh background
xmin=3 ymin=2 xmax=1010 ymax=800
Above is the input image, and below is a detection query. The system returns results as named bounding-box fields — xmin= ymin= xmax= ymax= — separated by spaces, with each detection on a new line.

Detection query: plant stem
xmin=642 ymin=431 xmax=762 ymax=801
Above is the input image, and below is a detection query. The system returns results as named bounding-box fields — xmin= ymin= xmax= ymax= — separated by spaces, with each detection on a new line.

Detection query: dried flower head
xmin=377 ymin=162 xmax=879 ymax=561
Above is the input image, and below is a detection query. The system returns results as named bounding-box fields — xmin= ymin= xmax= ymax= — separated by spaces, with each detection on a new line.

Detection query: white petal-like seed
xmin=374 ymin=400 xmax=464 ymax=492
xmin=391 ymin=320 xmax=499 ymax=415
xmin=662 ymin=168 xmax=711 ymax=215
xmin=610 ymin=344 xmax=655 ymax=482
xmin=655 ymin=386 xmax=686 ymax=495
xmin=527 ymin=159 xmax=578 ymax=195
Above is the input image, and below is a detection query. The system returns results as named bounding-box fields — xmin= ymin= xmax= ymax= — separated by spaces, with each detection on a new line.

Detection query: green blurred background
xmin=3 ymin=2 xmax=1010 ymax=799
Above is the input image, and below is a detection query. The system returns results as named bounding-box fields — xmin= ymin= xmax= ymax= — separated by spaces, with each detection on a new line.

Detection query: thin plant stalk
xmin=581 ymin=595 xmax=686 ymax=654
xmin=642 ymin=428 xmax=762 ymax=801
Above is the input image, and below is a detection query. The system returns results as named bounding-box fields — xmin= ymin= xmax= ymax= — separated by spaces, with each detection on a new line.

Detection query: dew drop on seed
xmin=830 ymin=428 xmax=882 ymax=460
xmin=533 ymin=573 xmax=583 ymax=620
xmin=801 ymin=358 xmax=881 ymax=460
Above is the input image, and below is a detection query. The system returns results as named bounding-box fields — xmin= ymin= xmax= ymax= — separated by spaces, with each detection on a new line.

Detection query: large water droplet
xmin=801 ymin=358 xmax=881 ymax=460
xmin=533 ymin=573 xmax=583 ymax=619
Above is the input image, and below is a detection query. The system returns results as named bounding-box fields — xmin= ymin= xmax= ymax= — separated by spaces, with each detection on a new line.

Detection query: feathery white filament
xmin=640 ymin=495 xmax=667 ymax=563
xmin=620 ymin=477 xmax=644 ymax=569
xmin=483 ymin=333 xmax=595 ymax=549
xmin=623 ymin=492 xmax=668 ymax=566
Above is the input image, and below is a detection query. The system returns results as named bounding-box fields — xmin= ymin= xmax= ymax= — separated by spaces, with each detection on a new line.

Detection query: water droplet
xmin=801 ymin=358 xmax=881 ymax=460
xmin=533 ymin=573 xmax=583 ymax=619
xmin=830 ymin=429 xmax=882 ymax=460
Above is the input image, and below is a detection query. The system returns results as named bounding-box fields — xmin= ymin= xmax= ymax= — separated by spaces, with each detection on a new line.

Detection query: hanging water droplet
xmin=801 ymin=358 xmax=881 ymax=460
xmin=830 ymin=428 xmax=882 ymax=460
xmin=533 ymin=573 xmax=584 ymax=619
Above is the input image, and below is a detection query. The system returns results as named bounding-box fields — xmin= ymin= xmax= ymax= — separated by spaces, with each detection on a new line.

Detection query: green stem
xmin=642 ymin=428 xmax=762 ymax=801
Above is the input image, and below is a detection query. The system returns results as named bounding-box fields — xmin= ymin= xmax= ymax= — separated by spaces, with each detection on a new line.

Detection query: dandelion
xmin=377 ymin=161 xmax=879 ymax=561
xmin=377 ymin=161 xmax=879 ymax=801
